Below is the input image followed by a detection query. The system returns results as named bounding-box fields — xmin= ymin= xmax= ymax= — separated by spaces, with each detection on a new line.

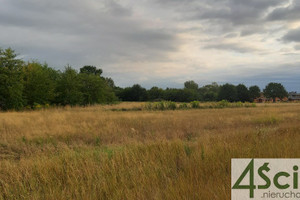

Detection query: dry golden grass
xmin=0 ymin=102 xmax=300 ymax=199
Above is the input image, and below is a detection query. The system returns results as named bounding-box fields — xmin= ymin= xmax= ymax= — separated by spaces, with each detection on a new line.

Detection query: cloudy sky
xmin=1 ymin=0 xmax=300 ymax=91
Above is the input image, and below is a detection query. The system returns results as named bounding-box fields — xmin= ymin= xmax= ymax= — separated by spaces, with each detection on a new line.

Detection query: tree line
xmin=0 ymin=48 xmax=116 ymax=110
xmin=115 ymin=81 xmax=288 ymax=103
xmin=0 ymin=47 xmax=289 ymax=111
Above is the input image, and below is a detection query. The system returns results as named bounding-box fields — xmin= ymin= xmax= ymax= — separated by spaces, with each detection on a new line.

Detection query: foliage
xmin=56 ymin=66 xmax=83 ymax=106
xmin=0 ymin=48 xmax=118 ymax=110
xmin=218 ymin=83 xmax=237 ymax=102
xmin=190 ymin=101 xmax=200 ymax=108
xmin=198 ymin=82 xmax=220 ymax=101
xmin=236 ymin=84 xmax=250 ymax=102
xmin=55 ymin=66 xmax=117 ymax=106
xmin=184 ymin=80 xmax=198 ymax=90
xmin=147 ymin=86 xmax=164 ymax=101
xmin=79 ymin=73 xmax=113 ymax=105
xmin=166 ymin=101 xmax=177 ymax=110
xmin=249 ymin=85 xmax=261 ymax=101
xmin=79 ymin=65 xmax=102 ymax=76
xmin=0 ymin=48 xmax=24 ymax=110
xmin=23 ymin=62 xmax=59 ymax=107
xmin=105 ymin=77 xmax=115 ymax=88
xmin=164 ymin=88 xmax=200 ymax=102
xmin=145 ymin=101 xmax=177 ymax=110
xmin=217 ymin=100 xmax=230 ymax=108
xmin=144 ymin=100 xmax=255 ymax=111
xmin=179 ymin=103 xmax=189 ymax=109
xmin=117 ymin=84 xmax=148 ymax=101
xmin=263 ymin=82 xmax=288 ymax=101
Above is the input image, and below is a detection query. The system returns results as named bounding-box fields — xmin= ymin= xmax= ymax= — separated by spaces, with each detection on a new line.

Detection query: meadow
xmin=0 ymin=102 xmax=300 ymax=199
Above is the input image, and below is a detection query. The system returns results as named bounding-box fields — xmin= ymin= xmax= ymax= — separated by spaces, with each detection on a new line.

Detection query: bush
xmin=244 ymin=102 xmax=256 ymax=108
xmin=155 ymin=101 xmax=165 ymax=110
xmin=179 ymin=103 xmax=189 ymax=109
xmin=145 ymin=102 xmax=153 ymax=110
xmin=166 ymin=101 xmax=177 ymax=110
xmin=145 ymin=101 xmax=177 ymax=110
xmin=190 ymin=101 xmax=200 ymax=108
xmin=34 ymin=103 xmax=42 ymax=110
xmin=218 ymin=100 xmax=229 ymax=108
xmin=144 ymin=100 xmax=256 ymax=111
xmin=234 ymin=101 xmax=243 ymax=108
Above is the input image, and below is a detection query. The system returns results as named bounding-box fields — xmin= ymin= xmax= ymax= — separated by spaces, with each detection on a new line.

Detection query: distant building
xmin=254 ymin=93 xmax=273 ymax=103
xmin=288 ymin=92 xmax=300 ymax=101
xmin=275 ymin=97 xmax=288 ymax=102
xmin=254 ymin=93 xmax=288 ymax=103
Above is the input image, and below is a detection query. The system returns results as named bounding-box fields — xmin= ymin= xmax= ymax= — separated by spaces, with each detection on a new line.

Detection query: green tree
xmin=105 ymin=77 xmax=115 ymax=88
xmin=0 ymin=48 xmax=24 ymax=110
xmin=184 ymin=80 xmax=198 ymax=90
xmin=79 ymin=73 xmax=106 ymax=105
xmin=180 ymin=89 xmax=200 ymax=102
xmin=218 ymin=83 xmax=237 ymax=102
xmin=263 ymin=82 xmax=288 ymax=102
xmin=148 ymin=86 xmax=164 ymax=101
xmin=118 ymin=84 xmax=148 ymax=101
xmin=203 ymin=91 xmax=217 ymax=102
xmin=23 ymin=62 xmax=59 ymax=107
xmin=163 ymin=88 xmax=179 ymax=101
xmin=129 ymin=84 xmax=148 ymax=101
xmin=199 ymin=82 xmax=220 ymax=101
xmin=56 ymin=66 xmax=83 ymax=106
xmin=80 ymin=65 xmax=102 ymax=76
xmin=249 ymin=85 xmax=261 ymax=102
xmin=79 ymin=66 xmax=116 ymax=104
xmin=164 ymin=88 xmax=199 ymax=102
xmin=236 ymin=84 xmax=250 ymax=102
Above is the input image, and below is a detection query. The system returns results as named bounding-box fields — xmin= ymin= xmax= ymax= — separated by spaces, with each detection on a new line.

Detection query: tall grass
xmin=0 ymin=103 xmax=299 ymax=199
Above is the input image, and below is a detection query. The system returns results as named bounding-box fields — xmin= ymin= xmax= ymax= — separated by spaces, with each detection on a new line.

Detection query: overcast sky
xmin=1 ymin=0 xmax=300 ymax=91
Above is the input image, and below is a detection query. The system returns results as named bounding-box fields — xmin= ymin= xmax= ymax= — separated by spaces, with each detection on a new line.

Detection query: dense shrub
xmin=191 ymin=101 xmax=200 ymax=108
xmin=144 ymin=101 xmax=256 ymax=111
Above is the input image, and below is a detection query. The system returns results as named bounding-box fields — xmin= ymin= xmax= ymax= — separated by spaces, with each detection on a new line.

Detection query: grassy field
xmin=0 ymin=102 xmax=300 ymax=199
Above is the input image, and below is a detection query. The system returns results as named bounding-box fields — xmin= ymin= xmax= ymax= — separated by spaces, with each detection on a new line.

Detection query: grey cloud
xmin=267 ymin=1 xmax=300 ymax=21
xmin=240 ymin=25 xmax=267 ymax=36
xmin=203 ymin=42 xmax=259 ymax=53
xmin=223 ymin=33 xmax=239 ymax=38
xmin=104 ymin=1 xmax=132 ymax=17
xmin=0 ymin=0 xmax=132 ymax=34
xmin=0 ymin=0 xmax=299 ymax=91
xmin=150 ymin=0 xmax=284 ymax=37
xmin=0 ymin=0 xmax=179 ymax=69
xmin=155 ymin=0 xmax=282 ymax=25
xmin=282 ymin=28 xmax=300 ymax=42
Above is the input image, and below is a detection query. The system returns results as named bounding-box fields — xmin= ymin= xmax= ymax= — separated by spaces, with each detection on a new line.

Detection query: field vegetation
xmin=0 ymin=102 xmax=300 ymax=199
